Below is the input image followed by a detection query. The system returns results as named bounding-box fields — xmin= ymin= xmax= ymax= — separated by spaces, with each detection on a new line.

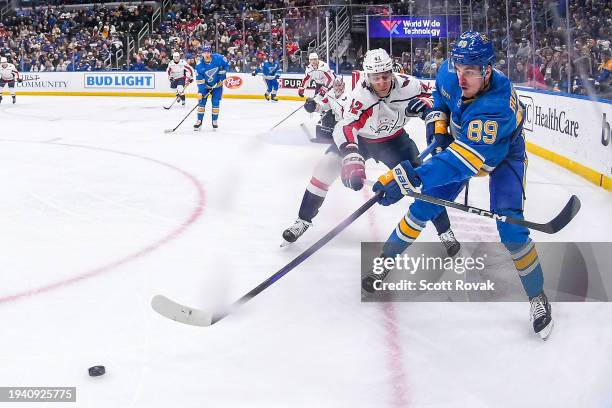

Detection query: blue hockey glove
xmin=424 ymin=110 xmax=452 ymax=154
xmin=372 ymin=161 xmax=421 ymax=206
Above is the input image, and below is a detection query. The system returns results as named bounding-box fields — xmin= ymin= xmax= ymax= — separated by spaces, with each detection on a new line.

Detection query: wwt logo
xmin=381 ymin=20 xmax=400 ymax=35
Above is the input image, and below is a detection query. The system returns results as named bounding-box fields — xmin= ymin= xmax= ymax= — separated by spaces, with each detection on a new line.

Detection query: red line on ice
xmin=362 ymin=189 xmax=410 ymax=408
xmin=0 ymin=141 xmax=206 ymax=304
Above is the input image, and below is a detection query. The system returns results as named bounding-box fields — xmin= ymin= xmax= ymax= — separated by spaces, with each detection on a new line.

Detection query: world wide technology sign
xmin=368 ymin=15 xmax=460 ymax=38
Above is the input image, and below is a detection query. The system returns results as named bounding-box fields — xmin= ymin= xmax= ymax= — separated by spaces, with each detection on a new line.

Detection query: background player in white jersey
xmin=303 ymin=77 xmax=349 ymax=142
xmin=298 ymin=53 xmax=335 ymax=98
xmin=0 ymin=57 xmax=21 ymax=104
xmin=166 ymin=52 xmax=194 ymax=106
xmin=283 ymin=49 xmax=459 ymax=255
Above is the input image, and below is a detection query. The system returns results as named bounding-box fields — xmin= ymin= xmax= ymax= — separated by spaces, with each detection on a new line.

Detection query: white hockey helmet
xmin=0 ymin=57 xmax=7 ymax=64
xmin=172 ymin=51 xmax=180 ymax=61
xmin=363 ymin=49 xmax=393 ymax=74
xmin=308 ymin=52 xmax=318 ymax=61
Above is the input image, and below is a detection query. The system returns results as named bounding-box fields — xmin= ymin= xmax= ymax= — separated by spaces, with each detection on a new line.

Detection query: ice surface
xmin=0 ymin=96 xmax=611 ymax=407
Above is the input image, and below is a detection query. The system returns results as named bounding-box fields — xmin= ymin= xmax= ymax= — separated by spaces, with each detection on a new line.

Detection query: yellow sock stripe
xmin=212 ymin=108 xmax=219 ymax=113
xmin=398 ymin=217 xmax=422 ymax=239
xmin=513 ymin=245 xmax=538 ymax=272
xmin=448 ymin=142 xmax=484 ymax=173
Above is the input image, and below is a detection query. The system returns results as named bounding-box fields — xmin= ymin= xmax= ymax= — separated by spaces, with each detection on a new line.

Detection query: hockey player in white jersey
xmin=166 ymin=52 xmax=194 ymax=106
xmin=298 ymin=53 xmax=335 ymax=98
xmin=0 ymin=57 xmax=21 ymax=104
xmin=303 ymin=77 xmax=349 ymax=142
xmin=282 ymin=49 xmax=459 ymax=255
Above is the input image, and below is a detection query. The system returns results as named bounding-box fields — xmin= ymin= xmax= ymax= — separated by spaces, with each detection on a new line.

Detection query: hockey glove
xmin=340 ymin=143 xmax=366 ymax=191
xmin=424 ymin=110 xmax=452 ymax=155
xmin=298 ymin=87 xmax=305 ymax=98
xmin=17 ymin=78 xmax=23 ymax=83
xmin=251 ymin=70 xmax=257 ymax=76
xmin=373 ymin=161 xmax=421 ymax=206
xmin=303 ymin=98 xmax=318 ymax=113
xmin=405 ymin=95 xmax=433 ymax=119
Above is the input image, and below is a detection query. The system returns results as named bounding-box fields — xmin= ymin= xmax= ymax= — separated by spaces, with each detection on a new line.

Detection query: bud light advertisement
xmin=368 ymin=15 xmax=461 ymax=38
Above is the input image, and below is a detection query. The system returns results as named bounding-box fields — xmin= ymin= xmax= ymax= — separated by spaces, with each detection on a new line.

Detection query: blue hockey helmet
xmin=202 ymin=44 xmax=212 ymax=54
xmin=449 ymin=31 xmax=495 ymax=76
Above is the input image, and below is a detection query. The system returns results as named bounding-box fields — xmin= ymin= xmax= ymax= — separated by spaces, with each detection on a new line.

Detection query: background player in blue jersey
xmin=372 ymin=31 xmax=553 ymax=340
xmin=194 ymin=44 xmax=229 ymax=130
xmin=252 ymin=54 xmax=281 ymax=102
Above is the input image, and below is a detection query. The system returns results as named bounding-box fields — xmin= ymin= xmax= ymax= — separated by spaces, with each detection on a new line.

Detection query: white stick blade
xmin=163 ymin=129 xmax=174 ymax=134
xmin=151 ymin=295 xmax=213 ymax=326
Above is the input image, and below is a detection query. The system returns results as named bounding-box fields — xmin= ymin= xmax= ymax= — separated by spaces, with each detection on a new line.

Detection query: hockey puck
xmin=88 ymin=365 xmax=106 ymax=377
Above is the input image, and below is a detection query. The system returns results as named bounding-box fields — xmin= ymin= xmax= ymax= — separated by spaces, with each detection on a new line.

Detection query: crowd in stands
xmin=0 ymin=0 xmax=610 ymax=97
xmin=363 ymin=0 xmax=611 ymax=97
xmin=0 ymin=3 xmax=153 ymax=71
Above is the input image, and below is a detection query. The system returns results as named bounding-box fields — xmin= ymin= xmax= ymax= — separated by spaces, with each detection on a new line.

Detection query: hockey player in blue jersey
xmin=371 ymin=31 xmax=553 ymax=340
xmin=252 ymin=54 xmax=281 ymax=101
xmin=194 ymin=44 xmax=230 ymax=130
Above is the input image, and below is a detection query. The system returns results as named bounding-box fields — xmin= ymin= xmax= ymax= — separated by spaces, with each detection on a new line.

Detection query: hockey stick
xmin=164 ymin=86 xmax=213 ymax=133
xmin=163 ymin=103 xmax=199 ymax=133
xmin=404 ymin=190 xmax=580 ymax=234
xmin=163 ymin=95 xmax=179 ymax=110
xmin=151 ymin=191 xmax=383 ymax=326
xmin=271 ymin=104 xmax=303 ymax=130
xmin=164 ymin=81 xmax=192 ymax=110
xmin=151 ymin=142 xmax=440 ymax=326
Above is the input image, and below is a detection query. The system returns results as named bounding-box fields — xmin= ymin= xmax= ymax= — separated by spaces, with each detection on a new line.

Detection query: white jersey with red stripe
xmin=333 ymin=72 xmax=432 ymax=149
xmin=166 ymin=59 xmax=194 ymax=80
xmin=301 ymin=61 xmax=334 ymax=88
xmin=0 ymin=63 xmax=19 ymax=81
xmin=318 ymin=88 xmax=350 ymax=121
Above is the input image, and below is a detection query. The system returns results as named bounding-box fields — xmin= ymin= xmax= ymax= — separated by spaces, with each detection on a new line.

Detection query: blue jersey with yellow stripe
xmin=195 ymin=53 xmax=229 ymax=91
xmin=416 ymin=59 xmax=525 ymax=187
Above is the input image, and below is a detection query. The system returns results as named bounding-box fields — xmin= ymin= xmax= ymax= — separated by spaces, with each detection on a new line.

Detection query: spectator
xmin=339 ymin=55 xmax=353 ymax=74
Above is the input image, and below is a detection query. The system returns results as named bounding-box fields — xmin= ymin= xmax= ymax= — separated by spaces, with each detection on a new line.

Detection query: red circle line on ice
xmin=0 ymin=139 xmax=206 ymax=304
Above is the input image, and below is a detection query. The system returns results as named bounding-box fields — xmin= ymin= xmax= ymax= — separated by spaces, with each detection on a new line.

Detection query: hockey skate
xmin=439 ymin=228 xmax=461 ymax=257
xmin=271 ymin=94 xmax=278 ymax=102
xmin=193 ymin=120 xmax=202 ymax=131
xmin=361 ymin=261 xmax=392 ymax=293
xmin=0 ymin=95 xmax=2 ymax=103
xmin=280 ymin=218 xmax=312 ymax=247
xmin=12 ymin=95 xmax=15 ymax=104
xmin=212 ymin=120 xmax=218 ymax=129
xmin=264 ymin=92 xmax=270 ymax=101
xmin=530 ymin=291 xmax=553 ymax=340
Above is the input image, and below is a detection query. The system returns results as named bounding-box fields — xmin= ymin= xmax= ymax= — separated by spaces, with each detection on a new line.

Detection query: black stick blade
xmin=543 ymin=194 xmax=581 ymax=234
